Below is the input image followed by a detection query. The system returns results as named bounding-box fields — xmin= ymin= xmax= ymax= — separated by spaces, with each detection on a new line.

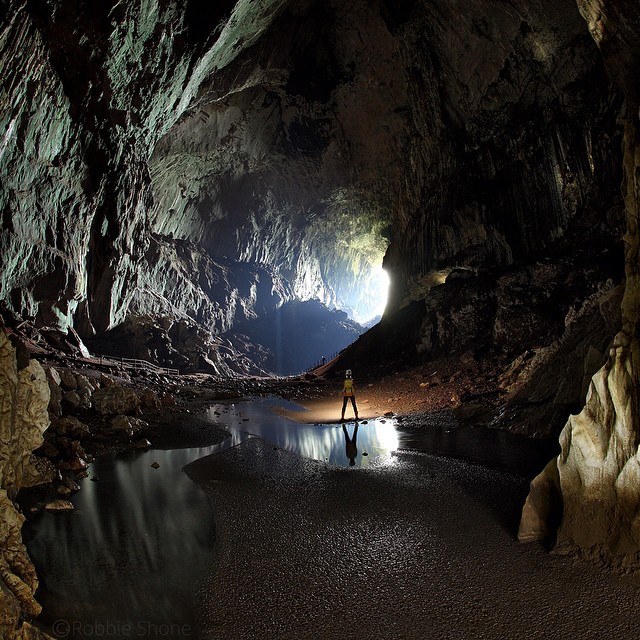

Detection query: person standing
xmin=340 ymin=369 xmax=359 ymax=421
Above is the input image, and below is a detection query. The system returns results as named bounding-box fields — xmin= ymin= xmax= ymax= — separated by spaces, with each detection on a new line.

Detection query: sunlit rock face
xmin=520 ymin=0 xmax=640 ymax=568
xmin=0 ymin=0 xmax=224 ymax=334
xmin=149 ymin=0 xmax=622 ymax=320
xmin=148 ymin=0 xmax=401 ymax=323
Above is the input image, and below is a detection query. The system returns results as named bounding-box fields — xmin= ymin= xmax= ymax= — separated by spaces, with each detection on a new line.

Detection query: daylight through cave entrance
xmin=357 ymin=264 xmax=390 ymax=325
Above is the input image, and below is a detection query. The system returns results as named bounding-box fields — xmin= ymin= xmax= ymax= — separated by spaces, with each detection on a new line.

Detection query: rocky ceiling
xmin=0 ymin=0 xmax=631 ymax=376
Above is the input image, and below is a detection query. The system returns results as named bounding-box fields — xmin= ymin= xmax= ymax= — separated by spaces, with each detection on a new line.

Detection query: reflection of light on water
xmin=365 ymin=418 xmax=400 ymax=464
xmin=28 ymin=445 xmax=218 ymax=635
xmin=204 ymin=399 xmax=399 ymax=468
xmin=29 ymin=397 xmax=401 ymax=637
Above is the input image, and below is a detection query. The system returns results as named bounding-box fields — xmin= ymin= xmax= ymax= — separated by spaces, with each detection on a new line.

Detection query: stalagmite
xmin=520 ymin=0 xmax=640 ymax=568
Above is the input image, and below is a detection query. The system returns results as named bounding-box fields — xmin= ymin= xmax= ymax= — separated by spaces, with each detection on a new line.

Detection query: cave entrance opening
xmin=360 ymin=263 xmax=389 ymax=324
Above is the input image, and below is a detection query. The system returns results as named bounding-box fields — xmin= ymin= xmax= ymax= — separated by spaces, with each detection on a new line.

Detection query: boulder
xmin=51 ymin=416 xmax=90 ymax=439
xmin=75 ymin=374 xmax=94 ymax=395
xmin=111 ymin=415 xmax=148 ymax=442
xmin=62 ymin=389 xmax=91 ymax=411
xmin=140 ymin=388 xmax=161 ymax=412
xmin=58 ymin=370 xmax=78 ymax=391
xmin=93 ymin=386 xmax=140 ymax=415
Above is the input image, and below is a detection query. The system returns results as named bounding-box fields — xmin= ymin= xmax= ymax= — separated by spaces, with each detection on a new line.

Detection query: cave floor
xmin=186 ymin=436 xmax=640 ymax=640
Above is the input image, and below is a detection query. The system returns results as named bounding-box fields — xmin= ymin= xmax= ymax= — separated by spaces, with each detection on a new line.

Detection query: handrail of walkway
xmin=81 ymin=354 xmax=180 ymax=376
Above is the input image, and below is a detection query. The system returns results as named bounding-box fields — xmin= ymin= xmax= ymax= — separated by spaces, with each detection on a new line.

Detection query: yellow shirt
xmin=343 ymin=379 xmax=354 ymax=396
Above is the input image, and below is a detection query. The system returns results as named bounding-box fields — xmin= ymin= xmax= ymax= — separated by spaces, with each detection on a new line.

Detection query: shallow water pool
xmin=26 ymin=396 xmax=556 ymax=638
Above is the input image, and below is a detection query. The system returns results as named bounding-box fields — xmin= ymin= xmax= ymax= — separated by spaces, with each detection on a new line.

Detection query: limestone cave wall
xmin=519 ymin=0 xmax=640 ymax=569
xmin=149 ymin=0 xmax=624 ymax=318
xmin=1 ymin=0 xmax=625 ymax=343
xmin=1 ymin=0 xmax=289 ymax=339
xmin=0 ymin=330 xmax=51 ymax=639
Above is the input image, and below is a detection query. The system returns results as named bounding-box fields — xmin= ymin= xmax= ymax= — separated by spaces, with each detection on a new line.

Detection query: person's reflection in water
xmin=342 ymin=423 xmax=359 ymax=466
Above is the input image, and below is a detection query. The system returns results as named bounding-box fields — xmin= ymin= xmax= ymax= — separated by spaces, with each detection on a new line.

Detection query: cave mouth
xmin=354 ymin=263 xmax=390 ymax=325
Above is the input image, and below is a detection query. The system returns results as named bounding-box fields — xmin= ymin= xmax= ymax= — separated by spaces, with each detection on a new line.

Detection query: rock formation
xmin=519 ymin=0 xmax=640 ymax=569
xmin=0 ymin=330 xmax=52 ymax=639
xmin=1 ymin=0 xmax=625 ymax=345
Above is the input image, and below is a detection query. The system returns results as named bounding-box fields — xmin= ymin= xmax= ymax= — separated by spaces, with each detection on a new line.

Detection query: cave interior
xmin=1 ymin=0 xmax=632 ymax=406
xmin=1 ymin=0 xmax=640 ymax=634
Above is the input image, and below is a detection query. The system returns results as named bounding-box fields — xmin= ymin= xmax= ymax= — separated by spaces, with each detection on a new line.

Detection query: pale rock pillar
xmin=0 ymin=330 xmax=53 ymax=639
xmin=520 ymin=0 xmax=640 ymax=568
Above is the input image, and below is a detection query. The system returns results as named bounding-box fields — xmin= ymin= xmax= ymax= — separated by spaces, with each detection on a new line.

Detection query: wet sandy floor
xmin=187 ymin=438 xmax=640 ymax=640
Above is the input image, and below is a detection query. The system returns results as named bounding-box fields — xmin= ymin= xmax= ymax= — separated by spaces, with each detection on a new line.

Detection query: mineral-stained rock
xmin=75 ymin=374 xmax=94 ymax=395
xmin=518 ymin=458 xmax=562 ymax=543
xmin=0 ymin=331 xmax=51 ymax=635
xmin=99 ymin=374 xmax=115 ymax=387
xmin=58 ymin=370 xmax=78 ymax=391
xmin=0 ymin=333 xmax=50 ymax=491
xmin=529 ymin=337 xmax=640 ymax=568
xmin=60 ymin=476 xmax=81 ymax=493
xmin=519 ymin=0 xmax=640 ymax=568
xmin=57 ymin=456 xmax=89 ymax=472
xmin=51 ymin=416 xmax=90 ymax=439
xmin=140 ymin=389 xmax=161 ymax=412
xmin=62 ymin=389 xmax=89 ymax=411
xmin=44 ymin=368 xmax=63 ymax=418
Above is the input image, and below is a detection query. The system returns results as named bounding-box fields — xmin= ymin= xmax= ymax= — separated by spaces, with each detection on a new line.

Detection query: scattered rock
xmin=111 ymin=414 xmax=147 ymax=439
xmin=44 ymin=499 xmax=74 ymax=512
xmin=60 ymin=477 xmax=81 ymax=493
xmin=94 ymin=385 xmax=140 ymax=415
xmin=52 ymin=416 xmax=90 ymax=439
xmin=140 ymin=388 xmax=161 ymax=411
xmin=57 ymin=455 xmax=89 ymax=472
xmin=76 ymin=373 xmax=94 ymax=395
xmin=161 ymin=393 xmax=176 ymax=406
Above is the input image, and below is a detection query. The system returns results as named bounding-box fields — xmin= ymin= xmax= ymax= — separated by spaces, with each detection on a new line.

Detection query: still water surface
xmin=27 ymin=397 xmax=555 ymax=637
